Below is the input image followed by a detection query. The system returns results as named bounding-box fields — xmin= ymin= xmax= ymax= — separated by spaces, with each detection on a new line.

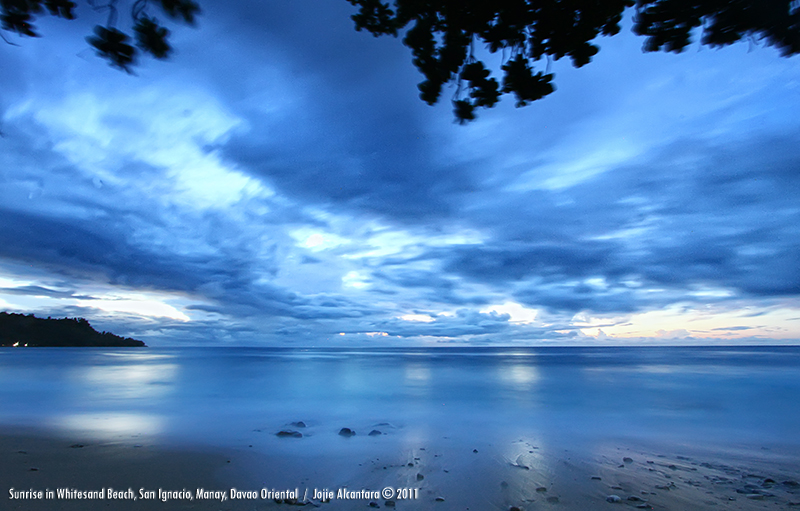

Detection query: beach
xmin=2 ymin=346 xmax=800 ymax=510
xmin=4 ymin=426 xmax=800 ymax=510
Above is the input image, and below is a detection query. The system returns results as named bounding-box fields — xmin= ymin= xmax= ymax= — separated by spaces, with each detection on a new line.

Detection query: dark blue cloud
xmin=367 ymin=130 xmax=800 ymax=314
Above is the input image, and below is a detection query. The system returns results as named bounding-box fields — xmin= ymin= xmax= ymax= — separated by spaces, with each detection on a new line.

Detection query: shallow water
xmin=1 ymin=346 xmax=799 ymax=456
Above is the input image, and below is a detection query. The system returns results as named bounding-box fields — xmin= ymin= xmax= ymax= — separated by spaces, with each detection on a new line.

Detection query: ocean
xmin=1 ymin=346 xmax=798 ymax=458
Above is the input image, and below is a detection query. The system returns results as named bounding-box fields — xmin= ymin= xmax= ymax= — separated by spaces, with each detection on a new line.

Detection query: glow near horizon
xmin=0 ymin=273 xmax=194 ymax=322
xmin=577 ymin=303 xmax=800 ymax=340
xmin=2 ymin=268 xmax=800 ymax=342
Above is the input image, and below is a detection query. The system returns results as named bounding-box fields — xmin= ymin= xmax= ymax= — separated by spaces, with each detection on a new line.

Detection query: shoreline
xmin=3 ymin=427 xmax=799 ymax=510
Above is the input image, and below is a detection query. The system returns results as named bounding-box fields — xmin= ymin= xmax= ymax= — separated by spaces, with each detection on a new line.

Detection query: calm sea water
xmin=1 ymin=346 xmax=799 ymax=455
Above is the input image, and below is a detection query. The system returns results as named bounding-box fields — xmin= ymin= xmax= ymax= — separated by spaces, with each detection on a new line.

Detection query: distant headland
xmin=0 ymin=312 xmax=146 ymax=347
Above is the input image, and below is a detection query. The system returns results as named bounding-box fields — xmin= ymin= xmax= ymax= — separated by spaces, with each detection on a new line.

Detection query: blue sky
xmin=1 ymin=2 xmax=799 ymax=346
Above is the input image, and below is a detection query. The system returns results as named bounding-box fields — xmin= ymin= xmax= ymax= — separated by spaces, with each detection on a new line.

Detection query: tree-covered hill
xmin=0 ymin=312 xmax=146 ymax=347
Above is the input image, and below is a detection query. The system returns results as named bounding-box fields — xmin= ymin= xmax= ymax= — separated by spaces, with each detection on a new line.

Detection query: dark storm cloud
xmin=442 ymin=242 xmax=615 ymax=284
xmin=208 ymin=287 xmax=375 ymax=321
xmin=0 ymin=208 xmax=298 ymax=317
xmin=0 ymin=207 xmax=259 ymax=293
xmin=513 ymin=285 xmax=644 ymax=314
xmin=222 ymin=136 xmax=468 ymax=219
xmin=187 ymin=2 xmax=481 ymax=220
xmin=382 ymin=130 xmax=800 ymax=314
xmin=607 ymin=134 xmax=800 ymax=299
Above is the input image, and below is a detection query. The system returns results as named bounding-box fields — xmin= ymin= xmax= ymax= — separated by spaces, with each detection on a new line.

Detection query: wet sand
xmin=3 ymin=427 xmax=800 ymax=510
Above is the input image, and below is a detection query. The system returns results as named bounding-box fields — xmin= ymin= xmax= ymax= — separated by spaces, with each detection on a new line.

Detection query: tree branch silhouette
xmin=348 ymin=0 xmax=800 ymax=122
xmin=1 ymin=0 xmax=199 ymax=72
xmin=2 ymin=1 xmax=798 ymax=122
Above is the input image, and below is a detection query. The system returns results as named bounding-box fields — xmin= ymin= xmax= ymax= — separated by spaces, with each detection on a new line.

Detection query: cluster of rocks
xmin=273 ymin=421 xmax=385 ymax=439
xmin=732 ymin=477 xmax=800 ymax=501
xmin=601 ymin=454 xmax=800 ymax=509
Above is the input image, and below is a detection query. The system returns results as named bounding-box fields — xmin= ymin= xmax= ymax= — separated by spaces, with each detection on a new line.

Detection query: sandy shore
xmin=3 ymin=427 xmax=800 ymax=510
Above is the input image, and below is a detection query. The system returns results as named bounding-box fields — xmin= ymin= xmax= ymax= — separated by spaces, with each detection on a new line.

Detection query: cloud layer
xmin=1 ymin=2 xmax=799 ymax=345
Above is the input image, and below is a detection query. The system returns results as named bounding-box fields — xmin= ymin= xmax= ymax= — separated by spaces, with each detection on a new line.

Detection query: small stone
xmin=417 ymin=473 xmax=424 ymax=481
xmin=611 ymin=486 xmax=623 ymax=490
xmin=70 ymin=444 xmax=84 ymax=448
xmin=276 ymin=430 xmax=303 ymax=438
xmin=606 ymin=495 xmax=621 ymax=503
xmin=369 ymin=430 xmax=382 ymax=436
xmin=591 ymin=476 xmax=602 ymax=480
xmin=408 ymin=463 xmax=414 ymax=467
xmin=623 ymin=457 xmax=633 ymax=463
xmin=384 ymin=500 xmax=396 ymax=507
xmin=746 ymin=494 xmax=765 ymax=500
xmin=369 ymin=502 xmax=380 ymax=508
xmin=509 ymin=507 xmax=522 ymax=511
xmin=546 ymin=496 xmax=559 ymax=503
xmin=668 ymin=464 xmax=677 ymax=470
xmin=655 ymin=485 xmax=670 ymax=490
xmin=627 ymin=496 xmax=643 ymax=501
xmin=536 ymin=487 xmax=547 ymax=492
xmin=339 ymin=428 xmax=356 ymax=437
xmin=646 ymin=460 xmax=654 ymax=464
xmin=29 ymin=467 xmax=38 ymax=471
xmin=636 ymin=505 xmax=652 ymax=509
xmin=500 ymin=481 xmax=509 ymax=488
xmin=783 ymin=480 xmax=800 ymax=487
xmin=435 ymin=496 xmax=445 ymax=502
xmin=290 ymin=421 xmax=307 ymax=428
xmin=473 ymin=449 xmax=478 ymax=453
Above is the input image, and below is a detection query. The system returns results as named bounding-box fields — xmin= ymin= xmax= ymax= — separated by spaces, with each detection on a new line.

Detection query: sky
xmin=1 ymin=2 xmax=799 ymax=346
